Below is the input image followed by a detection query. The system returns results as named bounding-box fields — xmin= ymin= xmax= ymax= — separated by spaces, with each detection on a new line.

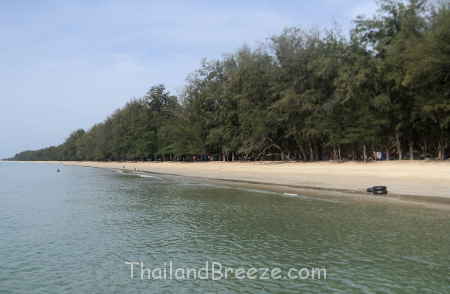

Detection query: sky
xmin=0 ymin=0 xmax=378 ymax=159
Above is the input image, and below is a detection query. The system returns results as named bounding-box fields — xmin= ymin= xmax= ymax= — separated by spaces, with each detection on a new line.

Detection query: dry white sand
xmin=52 ymin=160 xmax=450 ymax=199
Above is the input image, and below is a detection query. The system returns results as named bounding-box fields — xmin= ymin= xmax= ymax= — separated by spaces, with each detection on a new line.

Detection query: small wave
xmin=138 ymin=174 xmax=154 ymax=178
xmin=230 ymin=187 xmax=281 ymax=196
xmin=136 ymin=173 xmax=164 ymax=180
xmin=281 ymin=192 xmax=340 ymax=203
xmin=282 ymin=192 xmax=309 ymax=199
xmin=178 ymin=182 xmax=216 ymax=187
xmin=115 ymin=170 xmax=132 ymax=175
xmin=311 ymin=197 xmax=341 ymax=204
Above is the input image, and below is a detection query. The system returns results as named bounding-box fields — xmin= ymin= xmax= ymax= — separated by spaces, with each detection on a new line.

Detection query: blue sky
xmin=0 ymin=0 xmax=378 ymax=158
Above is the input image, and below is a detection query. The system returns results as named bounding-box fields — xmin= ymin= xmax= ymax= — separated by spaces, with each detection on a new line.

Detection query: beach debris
xmin=367 ymin=186 xmax=387 ymax=195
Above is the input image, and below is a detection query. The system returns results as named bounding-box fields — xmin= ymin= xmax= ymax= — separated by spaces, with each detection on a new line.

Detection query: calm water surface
xmin=0 ymin=163 xmax=449 ymax=293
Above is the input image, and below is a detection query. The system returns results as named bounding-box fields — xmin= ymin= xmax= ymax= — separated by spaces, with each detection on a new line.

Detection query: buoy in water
xmin=57 ymin=168 xmax=60 ymax=173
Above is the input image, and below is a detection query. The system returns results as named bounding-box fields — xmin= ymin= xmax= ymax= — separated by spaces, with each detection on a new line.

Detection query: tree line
xmin=10 ymin=0 xmax=450 ymax=162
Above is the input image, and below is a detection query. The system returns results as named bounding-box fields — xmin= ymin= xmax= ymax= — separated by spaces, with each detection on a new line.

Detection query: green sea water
xmin=0 ymin=162 xmax=449 ymax=293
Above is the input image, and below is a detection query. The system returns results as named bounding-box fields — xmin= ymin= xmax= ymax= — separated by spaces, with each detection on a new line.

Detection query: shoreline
xmin=5 ymin=160 xmax=450 ymax=210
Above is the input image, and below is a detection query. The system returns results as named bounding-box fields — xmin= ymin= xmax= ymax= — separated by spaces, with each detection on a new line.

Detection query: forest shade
xmin=10 ymin=0 xmax=450 ymax=162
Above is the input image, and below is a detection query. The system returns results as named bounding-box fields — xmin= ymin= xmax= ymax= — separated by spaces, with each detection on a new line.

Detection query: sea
xmin=0 ymin=162 xmax=449 ymax=293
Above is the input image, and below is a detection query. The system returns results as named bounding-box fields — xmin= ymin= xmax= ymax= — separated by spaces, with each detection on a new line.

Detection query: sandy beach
xmin=44 ymin=160 xmax=450 ymax=200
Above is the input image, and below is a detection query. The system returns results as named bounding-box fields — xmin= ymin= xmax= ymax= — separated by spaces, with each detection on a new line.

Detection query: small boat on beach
xmin=367 ymin=186 xmax=387 ymax=195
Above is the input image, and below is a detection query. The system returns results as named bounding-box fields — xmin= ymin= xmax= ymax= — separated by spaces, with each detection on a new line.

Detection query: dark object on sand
xmin=367 ymin=186 xmax=387 ymax=195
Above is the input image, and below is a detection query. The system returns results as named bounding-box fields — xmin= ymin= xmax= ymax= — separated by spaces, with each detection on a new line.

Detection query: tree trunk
xmin=363 ymin=144 xmax=367 ymax=162
xmin=438 ymin=141 xmax=446 ymax=160
xmin=309 ymin=142 xmax=314 ymax=162
xmin=409 ymin=140 xmax=414 ymax=160
xmin=396 ymin=132 xmax=402 ymax=160
xmin=299 ymin=145 xmax=307 ymax=161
